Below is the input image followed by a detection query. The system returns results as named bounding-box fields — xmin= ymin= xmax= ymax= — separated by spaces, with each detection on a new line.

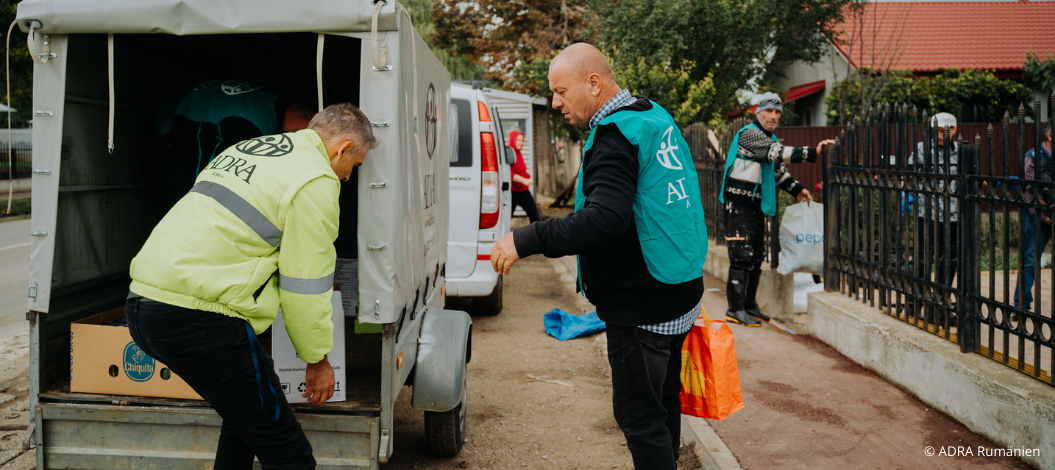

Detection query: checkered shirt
xmin=588 ymin=89 xmax=634 ymax=130
xmin=640 ymin=297 xmax=702 ymax=336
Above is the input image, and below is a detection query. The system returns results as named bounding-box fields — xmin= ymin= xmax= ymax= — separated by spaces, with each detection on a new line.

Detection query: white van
xmin=446 ymin=83 xmax=515 ymax=315
xmin=17 ymin=1 xmax=470 ymax=467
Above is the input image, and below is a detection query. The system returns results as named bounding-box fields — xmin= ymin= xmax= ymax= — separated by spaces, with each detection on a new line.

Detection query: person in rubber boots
xmin=720 ymin=93 xmax=834 ymax=327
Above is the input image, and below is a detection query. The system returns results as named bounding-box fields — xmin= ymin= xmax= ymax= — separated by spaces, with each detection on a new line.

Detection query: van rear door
xmin=446 ymin=95 xmax=478 ymax=278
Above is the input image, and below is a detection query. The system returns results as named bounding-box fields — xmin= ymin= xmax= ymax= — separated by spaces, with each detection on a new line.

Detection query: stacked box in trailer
xmin=16 ymin=1 xmax=470 ymax=468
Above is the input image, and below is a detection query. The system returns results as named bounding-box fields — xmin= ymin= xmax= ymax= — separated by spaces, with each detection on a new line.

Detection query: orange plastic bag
xmin=680 ymin=317 xmax=745 ymax=420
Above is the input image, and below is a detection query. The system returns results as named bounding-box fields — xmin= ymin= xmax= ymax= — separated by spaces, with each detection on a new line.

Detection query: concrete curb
xmin=681 ymin=415 xmax=742 ymax=470
xmin=808 ymin=291 xmax=1055 ymax=470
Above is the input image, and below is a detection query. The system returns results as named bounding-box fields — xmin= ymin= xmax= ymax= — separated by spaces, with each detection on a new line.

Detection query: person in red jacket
xmin=508 ymin=130 xmax=540 ymax=222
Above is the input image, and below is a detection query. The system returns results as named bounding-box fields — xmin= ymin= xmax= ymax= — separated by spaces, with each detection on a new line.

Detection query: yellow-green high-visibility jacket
xmin=130 ymin=128 xmax=340 ymax=364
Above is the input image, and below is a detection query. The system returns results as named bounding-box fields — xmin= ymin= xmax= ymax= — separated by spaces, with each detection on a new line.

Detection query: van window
xmin=451 ymin=98 xmax=472 ymax=167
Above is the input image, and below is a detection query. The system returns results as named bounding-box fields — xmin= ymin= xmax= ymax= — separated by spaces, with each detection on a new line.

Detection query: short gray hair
xmin=308 ymin=103 xmax=379 ymax=150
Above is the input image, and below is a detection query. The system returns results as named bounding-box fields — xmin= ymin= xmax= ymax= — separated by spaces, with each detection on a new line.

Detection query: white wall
xmin=773 ymin=41 xmax=852 ymax=126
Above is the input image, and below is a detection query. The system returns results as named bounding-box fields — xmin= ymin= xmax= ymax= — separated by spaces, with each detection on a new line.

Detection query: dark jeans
xmin=606 ymin=324 xmax=687 ymax=470
xmin=724 ymin=200 xmax=766 ymax=272
xmin=511 ymin=190 xmax=540 ymax=223
xmin=1015 ymin=215 xmax=1052 ymax=310
xmin=126 ymin=296 xmax=315 ymax=470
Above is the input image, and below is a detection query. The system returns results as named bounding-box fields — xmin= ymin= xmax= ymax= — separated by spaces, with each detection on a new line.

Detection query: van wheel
xmin=472 ymin=275 xmax=503 ymax=315
xmin=424 ymin=367 xmax=467 ymax=456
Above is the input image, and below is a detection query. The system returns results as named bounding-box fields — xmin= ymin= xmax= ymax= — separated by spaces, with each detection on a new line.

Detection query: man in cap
xmin=720 ymin=92 xmax=834 ymax=327
xmin=908 ymin=112 xmax=960 ymax=323
xmin=127 ymin=103 xmax=377 ymax=469
xmin=490 ymin=42 xmax=707 ymax=469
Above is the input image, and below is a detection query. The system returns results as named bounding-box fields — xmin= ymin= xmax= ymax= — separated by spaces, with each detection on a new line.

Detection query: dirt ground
xmin=386 ymin=253 xmax=699 ymax=469
xmin=0 ymin=373 xmax=35 ymax=469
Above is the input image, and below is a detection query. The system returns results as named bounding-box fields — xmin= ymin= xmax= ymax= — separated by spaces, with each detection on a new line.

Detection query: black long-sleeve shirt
xmin=723 ymin=120 xmax=815 ymax=203
xmin=512 ymin=98 xmax=703 ymax=326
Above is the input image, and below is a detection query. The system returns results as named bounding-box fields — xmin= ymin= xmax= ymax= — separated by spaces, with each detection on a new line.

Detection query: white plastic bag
xmin=777 ymin=202 xmax=824 ymax=275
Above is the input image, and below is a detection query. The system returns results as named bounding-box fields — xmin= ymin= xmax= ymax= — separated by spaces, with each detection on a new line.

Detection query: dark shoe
xmin=725 ymin=269 xmax=761 ymax=327
xmin=744 ymin=268 xmax=771 ymax=322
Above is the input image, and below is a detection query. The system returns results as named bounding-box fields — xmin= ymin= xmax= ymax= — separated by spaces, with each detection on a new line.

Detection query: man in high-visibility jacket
xmin=126 ymin=103 xmax=377 ymax=469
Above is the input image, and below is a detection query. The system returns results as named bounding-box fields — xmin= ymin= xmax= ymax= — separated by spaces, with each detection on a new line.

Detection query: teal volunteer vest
xmin=576 ymin=102 xmax=708 ymax=287
xmin=719 ymin=123 xmax=778 ymax=216
xmin=155 ymin=80 xmax=282 ymax=170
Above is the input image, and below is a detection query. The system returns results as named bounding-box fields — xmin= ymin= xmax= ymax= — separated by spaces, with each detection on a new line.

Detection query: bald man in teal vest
xmin=490 ymin=43 xmax=706 ymax=470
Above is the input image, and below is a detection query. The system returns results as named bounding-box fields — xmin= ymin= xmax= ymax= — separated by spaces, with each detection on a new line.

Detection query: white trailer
xmin=16 ymin=1 xmax=470 ymax=468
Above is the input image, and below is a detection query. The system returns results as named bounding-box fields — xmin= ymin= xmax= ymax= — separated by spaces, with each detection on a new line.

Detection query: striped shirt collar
xmin=588 ymin=89 xmax=634 ymax=130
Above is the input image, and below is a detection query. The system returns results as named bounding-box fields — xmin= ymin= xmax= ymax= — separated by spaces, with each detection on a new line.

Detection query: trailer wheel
xmin=473 ymin=275 xmax=503 ymax=316
xmin=424 ymin=367 xmax=467 ymax=456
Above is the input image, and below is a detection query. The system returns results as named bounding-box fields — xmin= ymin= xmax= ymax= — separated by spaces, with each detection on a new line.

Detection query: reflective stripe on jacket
xmin=130 ymin=128 xmax=340 ymax=364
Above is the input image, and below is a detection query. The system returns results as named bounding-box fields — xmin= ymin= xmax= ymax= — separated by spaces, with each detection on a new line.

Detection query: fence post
xmin=958 ymin=143 xmax=980 ymax=353
xmin=824 ymin=140 xmax=839 ymax=292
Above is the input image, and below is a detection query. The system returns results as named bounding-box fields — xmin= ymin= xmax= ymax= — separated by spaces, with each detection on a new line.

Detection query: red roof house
xmin=763 ymin=1 xmax=1055 ymax=126
xmin=832 ymin=1 xmax=1055 ymax=76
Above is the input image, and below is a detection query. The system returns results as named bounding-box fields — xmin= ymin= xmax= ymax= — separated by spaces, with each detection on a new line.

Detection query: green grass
xmin=0 ymin=198 xmax=30 ymax=218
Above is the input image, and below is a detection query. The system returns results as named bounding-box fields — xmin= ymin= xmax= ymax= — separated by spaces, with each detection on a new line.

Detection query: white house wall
xmin=773 ymin=41 xmax=851 ymax=127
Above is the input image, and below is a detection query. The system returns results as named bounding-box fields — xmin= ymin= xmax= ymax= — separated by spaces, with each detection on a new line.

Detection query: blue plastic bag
xmin=544 ymin=309 xmax=606 ymax=341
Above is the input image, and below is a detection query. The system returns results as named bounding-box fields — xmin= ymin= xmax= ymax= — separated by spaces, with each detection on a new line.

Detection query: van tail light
xmin=480 ymin=131 xmax=500 ymax=229
xmin=478 ymin=101 xmax=491 ymax=122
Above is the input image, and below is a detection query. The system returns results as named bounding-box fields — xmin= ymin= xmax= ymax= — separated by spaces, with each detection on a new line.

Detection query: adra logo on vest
xmin=123 ymin=341 xmax=155 ymax=382
xmin=655 ymin=126 xmax=684 ymax=171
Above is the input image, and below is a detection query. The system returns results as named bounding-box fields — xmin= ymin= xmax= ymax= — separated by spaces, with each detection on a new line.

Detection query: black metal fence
xmin=685 ymin=120 xmax=781 ymax=269
xmin=824 ymin=95 xmax=1055 ymax=386
xmin=0 ymin=141 xmax=32 ymax=180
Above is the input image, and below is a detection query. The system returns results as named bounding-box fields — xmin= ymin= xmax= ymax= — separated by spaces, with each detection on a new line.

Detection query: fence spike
xmin=912 ymin=105 xmax=918 ymax=117
xmin=975 ymin=133 xmax=981 ymax=145
xmin=1018 ymin=103 xmax=1026 ymax=117
xmin=1003 ymin=111 xmax=1010 ymax=123
xmin=987 ymin=123 xmax=994 ymax=135
xmin=956 ymin=133 xmax=964 ymax=143
xmin=884 ymin=102 xmax=891 ymax=114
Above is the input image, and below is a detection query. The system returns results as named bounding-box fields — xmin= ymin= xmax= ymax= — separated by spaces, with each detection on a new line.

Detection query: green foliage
xmin=401 ymin=0 xmax=486 ymax=81
xmin=1024 ymin=50 xmax=1055 ymax=95
xmin=589 ymin=0 xmax=851 ymax=125
xmin=825 ymin=68 xmax=1033 ymax=125
xmin=0 ymin=0 xmax=32 ymax=127
xmin=0 ymin=197 xmax=29 ymax=217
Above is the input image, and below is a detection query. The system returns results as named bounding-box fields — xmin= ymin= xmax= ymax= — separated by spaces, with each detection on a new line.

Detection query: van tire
xmin=424 ymin=366 xmax=467 ymax=456
xmin=473 ymin=275 xmax=503 ymax=315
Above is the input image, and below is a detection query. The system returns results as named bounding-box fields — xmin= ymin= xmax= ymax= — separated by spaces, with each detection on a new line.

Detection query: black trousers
xmin=606 ymin=324 xmax=687 ymax=470
xmin=126 ymin=297 xmax=315 ymax=470
xmin=724 ymin=200 xmax=767 ymax=272
xmin=511 ymin=190 xmax=540 ymax=223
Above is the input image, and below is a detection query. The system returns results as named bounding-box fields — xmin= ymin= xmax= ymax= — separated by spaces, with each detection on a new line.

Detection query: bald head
xmin=550 ymin=43 xmax=615 ymax=83
xmin=548 ymin=43 xmax=622 ymax=129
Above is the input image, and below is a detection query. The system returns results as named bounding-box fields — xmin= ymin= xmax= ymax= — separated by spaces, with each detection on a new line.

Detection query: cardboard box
xmin=334 ymin=257 xmax=358 ymax=317
xmin=70 ymin=308 xmax=202 ymax=400
xmin=271 ymin=291 xmax=346 ymax=404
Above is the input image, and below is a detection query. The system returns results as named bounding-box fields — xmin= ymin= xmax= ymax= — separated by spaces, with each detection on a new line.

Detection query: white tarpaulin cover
xmin=16 ymin=0 xmax=397 ymax=35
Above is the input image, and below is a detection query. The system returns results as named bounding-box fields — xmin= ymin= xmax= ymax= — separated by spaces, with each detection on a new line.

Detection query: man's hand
xmin=816 ymin=139 xmax=836 ymax=156
xmin=490 ymin=233 xmax=521 ymax=275
xmin=303 ymin=355 xmax=335 ymax=405
xmin=1045 ymin=215 xmax=1052 ymax=226
xmin=797 ymin=188 xmax=813 ymax=203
